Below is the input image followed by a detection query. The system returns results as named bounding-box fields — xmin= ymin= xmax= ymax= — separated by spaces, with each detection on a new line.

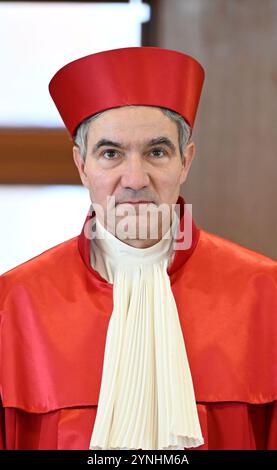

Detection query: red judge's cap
xmin=49 ymin=47 xmax=205 ymax=138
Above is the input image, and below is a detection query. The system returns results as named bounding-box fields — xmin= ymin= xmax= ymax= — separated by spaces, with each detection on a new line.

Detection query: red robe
xmin=0 ymin=197 xmax=277 ymax=450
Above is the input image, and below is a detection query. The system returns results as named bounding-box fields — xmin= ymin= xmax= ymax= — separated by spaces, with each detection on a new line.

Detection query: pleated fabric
xmin=89 ymin=214 xmax=203 ymax=450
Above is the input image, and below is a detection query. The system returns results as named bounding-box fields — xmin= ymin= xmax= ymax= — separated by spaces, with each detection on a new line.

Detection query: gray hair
xmin=74 ymin=106 xmax=191 ymax=162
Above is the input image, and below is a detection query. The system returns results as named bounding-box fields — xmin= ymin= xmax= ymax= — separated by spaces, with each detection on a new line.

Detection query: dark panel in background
xmin=0 ymin=128 xmax=77 ymax=184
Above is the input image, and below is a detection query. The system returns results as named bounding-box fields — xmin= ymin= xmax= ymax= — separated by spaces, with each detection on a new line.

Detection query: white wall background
xmin=0 ymin=185 xmax=90 ymax=274
xmin=0 ymin=1 xmax=150 ymax=127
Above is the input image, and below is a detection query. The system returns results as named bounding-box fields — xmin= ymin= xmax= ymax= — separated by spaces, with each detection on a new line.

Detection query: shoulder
xmin=0 ymin=237 xmax=80 ymax=298
xmin=198 ymin=229 xmax=277 ymax=272
xmin=193 ymin=229 xmax=277 ymax=295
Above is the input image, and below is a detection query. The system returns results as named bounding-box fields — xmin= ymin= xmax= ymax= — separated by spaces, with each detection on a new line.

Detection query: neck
xmin=78 ymin=195 xmax=201 ymax=282
xmin=104 ymin=213 xmax=176 ymax=250
xmin=116 ymin=235 xmax=164 ymax=249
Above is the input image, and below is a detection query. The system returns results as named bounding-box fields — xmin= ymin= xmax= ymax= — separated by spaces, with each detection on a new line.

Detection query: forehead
xmin=87 ymin=106 xmax=179 ymax=142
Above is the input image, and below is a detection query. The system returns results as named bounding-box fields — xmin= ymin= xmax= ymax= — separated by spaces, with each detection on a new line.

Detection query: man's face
xmin=73 ymin=106 xmax=195 ymax=247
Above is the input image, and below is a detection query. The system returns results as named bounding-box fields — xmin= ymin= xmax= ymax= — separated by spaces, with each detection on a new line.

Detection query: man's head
xmin=73 ymin=105 xmax=195 ymax=247
xmin=49 ymin=47 xmax=205 ymax=246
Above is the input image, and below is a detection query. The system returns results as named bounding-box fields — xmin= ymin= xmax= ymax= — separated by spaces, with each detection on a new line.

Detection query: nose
xmin=120 ymin=153 xmax=150 ymax=191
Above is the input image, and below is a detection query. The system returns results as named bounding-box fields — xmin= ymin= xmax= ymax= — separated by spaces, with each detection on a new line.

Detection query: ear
xmin=72 ymin=146 xmax=89 ymax=188
xmin=180 ymin=141 xmax=196 ymax=185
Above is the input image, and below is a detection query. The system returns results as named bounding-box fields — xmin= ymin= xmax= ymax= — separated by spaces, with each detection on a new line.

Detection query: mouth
xmin=117 ymin=201 xmax=155 ymax=205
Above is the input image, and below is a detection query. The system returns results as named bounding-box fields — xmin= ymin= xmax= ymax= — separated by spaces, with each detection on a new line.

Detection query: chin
xmin=114 ymin=215 xmax=161 ymax=242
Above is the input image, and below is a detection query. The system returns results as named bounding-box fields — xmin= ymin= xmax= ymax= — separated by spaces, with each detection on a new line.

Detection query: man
xmin=0 ymin=47 xmax=276 ymax=450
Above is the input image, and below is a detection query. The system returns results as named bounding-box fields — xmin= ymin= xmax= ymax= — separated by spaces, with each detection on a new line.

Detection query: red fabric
xmin=0 ymin=196 xmax=277 ymax=449
xmin=48 ymin=47 xmax=205 ymax=137
xmin=1 ymin=403 xmax=276 ymax=450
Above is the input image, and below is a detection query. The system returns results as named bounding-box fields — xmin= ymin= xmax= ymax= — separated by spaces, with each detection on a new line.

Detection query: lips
xmin=117 ymin=201 xmax=154 ymax=204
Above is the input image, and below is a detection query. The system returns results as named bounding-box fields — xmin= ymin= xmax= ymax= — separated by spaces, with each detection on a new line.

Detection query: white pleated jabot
xmin=89 ymin=213 xmax=204 ymax=450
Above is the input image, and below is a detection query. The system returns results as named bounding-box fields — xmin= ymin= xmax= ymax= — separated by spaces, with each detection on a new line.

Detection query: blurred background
xmin=0 ymin=0 xmax=276 ymax=273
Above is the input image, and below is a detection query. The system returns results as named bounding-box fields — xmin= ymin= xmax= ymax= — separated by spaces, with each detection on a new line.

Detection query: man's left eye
xmin=151 ymin=148 xmax=165 ymax=158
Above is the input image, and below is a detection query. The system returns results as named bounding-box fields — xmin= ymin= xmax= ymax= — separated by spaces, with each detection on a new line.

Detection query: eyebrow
xmin=147 ymin=137 xmax=176 ymax=153
xmin=92 ymin=139 xmax=124 ymax=154
xmin=91 ymin=136 xmax=176 ymax=154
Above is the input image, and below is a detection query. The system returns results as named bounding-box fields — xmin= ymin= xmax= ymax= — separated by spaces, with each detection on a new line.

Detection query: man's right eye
xmin=102 ymin=149 xmax=118 ymax=159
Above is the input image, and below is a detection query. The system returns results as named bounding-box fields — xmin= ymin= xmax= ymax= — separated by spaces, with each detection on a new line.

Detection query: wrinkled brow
xmin=147 ymin=137 xmax=176 ymax=153
xmin=92 ymin=139 xmax=123 ymax=153
xmin=92 ymin=136 xmax=176 ymax=154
